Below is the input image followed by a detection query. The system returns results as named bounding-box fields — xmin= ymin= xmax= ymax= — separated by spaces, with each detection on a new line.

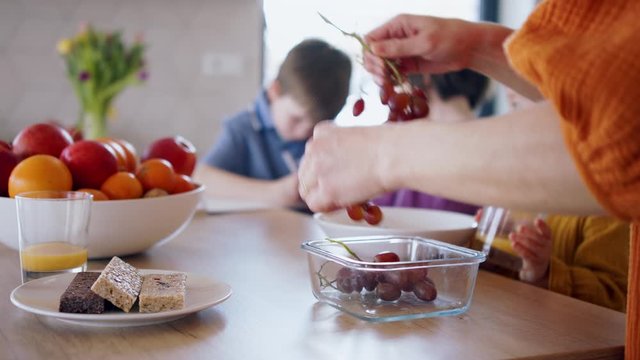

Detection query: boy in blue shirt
xmin=194 ymin=39 xmax=351 ymax=207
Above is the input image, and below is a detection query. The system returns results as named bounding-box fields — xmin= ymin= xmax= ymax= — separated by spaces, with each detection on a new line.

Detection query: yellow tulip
xmin=56 ymin=39 xmax=73 ymax=55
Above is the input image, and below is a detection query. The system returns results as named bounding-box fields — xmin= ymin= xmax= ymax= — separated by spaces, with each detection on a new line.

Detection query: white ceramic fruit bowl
xmin=0 ymin=186 xmax=204 ymax=258
xmin=314 ymin=207 xmax=477 ymax=247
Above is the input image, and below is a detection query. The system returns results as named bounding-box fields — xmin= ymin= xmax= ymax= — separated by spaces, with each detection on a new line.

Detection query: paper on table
xmin=199 ymin=196 xmax=273 ymax=214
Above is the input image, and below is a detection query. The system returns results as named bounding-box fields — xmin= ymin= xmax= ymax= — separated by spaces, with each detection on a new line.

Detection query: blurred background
xmin=0 ymin=0 xmax=536 ymax=154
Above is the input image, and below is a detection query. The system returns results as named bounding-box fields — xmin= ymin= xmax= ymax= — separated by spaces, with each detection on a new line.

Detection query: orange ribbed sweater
xmin=506 ymin=1 xmax=640 ymax=358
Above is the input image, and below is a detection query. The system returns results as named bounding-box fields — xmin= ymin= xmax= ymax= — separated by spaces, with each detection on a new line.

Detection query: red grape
xmin=407 ymin=268 xmax=428 ymax=283
xmin=363 ymin=203 xmax=383 ymax=225
xmin=373 ymin=251 xmax=400 ymax=263
xmin=376 ymin=282 xmax=401 ymax=301
xmin=346 ymin=204 xmax=365 ymax=221
xmin=336 ymin=267 xmax=363 ymax=294
xmin=412 ymin=87 xmax=427 ymax=100
xmin=352 ymin=98 xmax=365 ymax=116
xmin=411 ymin=97 xmax=430 ymax=118
xmin=379 ymin=81 xmax=395 ymax=105
xmin=379 ymin=270 xmax=414 ymax=292
xmin=388 ymin=92 xmax=411 ymax=112
xmin=413 ymin=278 xmax=437 ymax=301
xmin=360 ymin=271 xmax=378 ymax=291
xmin=397 ymin=109 xmax=412 ymax=122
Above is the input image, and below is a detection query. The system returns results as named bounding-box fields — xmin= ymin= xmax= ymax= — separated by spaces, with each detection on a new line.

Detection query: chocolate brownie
xmin=59 ymin=272 xmax=107 ymax=314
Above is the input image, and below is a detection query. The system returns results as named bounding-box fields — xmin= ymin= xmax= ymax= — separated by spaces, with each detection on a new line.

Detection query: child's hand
xmin=274 ymin=173 xmax=303 ymax=207
xmin=508 ymin=218 xmax=552 ymax=286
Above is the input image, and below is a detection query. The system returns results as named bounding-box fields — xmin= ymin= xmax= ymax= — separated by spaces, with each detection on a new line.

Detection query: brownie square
xmin=59 ymin=272 xmax=107 ymax=314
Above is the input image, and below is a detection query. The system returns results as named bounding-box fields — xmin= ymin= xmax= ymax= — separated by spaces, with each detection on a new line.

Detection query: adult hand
xmin=298 ymin=122 xmax=391 ymax=212
xmin=509 ymin=218 xmax=553 ymax=286
xmin=363 ymin=15 xmax=481 ymax=83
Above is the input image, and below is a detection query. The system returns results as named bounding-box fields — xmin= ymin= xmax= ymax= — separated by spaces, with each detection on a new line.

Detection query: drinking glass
xmin=472 ymin=206 xmax=544 ymax=277
xmin=16 ymin=191 xmax=92 ymax=283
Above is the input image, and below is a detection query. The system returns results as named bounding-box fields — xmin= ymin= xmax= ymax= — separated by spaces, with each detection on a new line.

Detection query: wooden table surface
xmin=0 ymin=209 xmax=626 ymax=360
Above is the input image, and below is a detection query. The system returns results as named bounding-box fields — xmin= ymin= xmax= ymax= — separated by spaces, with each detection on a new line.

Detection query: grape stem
xmin=318 ymin=12 xmax=405 ymax=86
xmin=317 ymin=261 xmax=338 ymax=290
xmin=326 ymin=237 xmax=362 ymax=261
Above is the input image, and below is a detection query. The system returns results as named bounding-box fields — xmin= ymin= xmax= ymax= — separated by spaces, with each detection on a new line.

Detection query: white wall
xmin=0 ymin=0 xmax=263 ymax=158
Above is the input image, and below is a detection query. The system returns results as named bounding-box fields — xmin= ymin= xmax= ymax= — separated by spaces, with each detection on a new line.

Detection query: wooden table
xmin=0 ymin=209 xmax=626 ymax=359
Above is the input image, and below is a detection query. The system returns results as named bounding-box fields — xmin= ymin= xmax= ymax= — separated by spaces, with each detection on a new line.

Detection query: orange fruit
xmin=144 ymin=188 xmax=169 ymax=198
xmin=96 ymin=138 xmax=128 ymax=172
xmin=77 ymin=188 xmax=109 ymax=201
xmin=8 ymin=154 xmax=73 ymax=197
xmin=135 ymin=158 xmax=176 ymax=192
xmin=112 ymin=138 xmax=138 ymax=172
xmin=100 ymin=172 xmax=143 ymax=200
xmin=171 ymin=174 xmax=196 ymax=194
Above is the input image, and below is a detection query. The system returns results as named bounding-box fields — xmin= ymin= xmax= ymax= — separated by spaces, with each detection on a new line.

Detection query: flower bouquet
xmin=57 ymin=24 xmax=147 ymax=139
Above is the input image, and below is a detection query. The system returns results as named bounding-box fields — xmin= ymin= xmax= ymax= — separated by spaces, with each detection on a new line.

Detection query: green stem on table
xmin=318 ymin=12 xmax=406 ymax=86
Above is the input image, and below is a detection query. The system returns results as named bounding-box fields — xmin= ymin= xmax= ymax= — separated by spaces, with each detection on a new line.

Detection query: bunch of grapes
xmin=319 ymin=13 xmax=431 ymax=224
xmin=319 ymin=12 xmax=430 ymax=124
xmin=354 ymin=80 xmax=430 ymax=123
xmin=333 ymin=251 xmax=437 ymax=302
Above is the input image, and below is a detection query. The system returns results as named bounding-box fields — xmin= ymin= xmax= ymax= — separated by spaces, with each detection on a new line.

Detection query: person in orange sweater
xmin=297 ymin=2 xmax=640 ymax=357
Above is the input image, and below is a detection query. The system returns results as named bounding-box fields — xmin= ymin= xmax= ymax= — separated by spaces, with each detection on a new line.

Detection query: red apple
xmin=143 ymin=136 xmax=197 ymax=176
xmin=0 ymin=140 xmax=11 ymax=151
xmin=12 ymin=123 xmax=74 ymax=159
xmin=60 ymin=140 xmax=118 ymax=189
xmin=68 ymin=127 xmax=83 ymax=142
xmin=47 ymin=119 xmax=82 ymax=142
xmin=0 ymin=148 xmax=19 ymax=196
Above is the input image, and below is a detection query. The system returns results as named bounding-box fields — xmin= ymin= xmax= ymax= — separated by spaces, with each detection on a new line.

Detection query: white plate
xmin=10 ymin=269 xmax=232 ymax=327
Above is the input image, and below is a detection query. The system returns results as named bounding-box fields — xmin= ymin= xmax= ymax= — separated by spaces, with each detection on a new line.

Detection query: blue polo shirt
xmin=203 ymin=92 xmax=307 ymax=180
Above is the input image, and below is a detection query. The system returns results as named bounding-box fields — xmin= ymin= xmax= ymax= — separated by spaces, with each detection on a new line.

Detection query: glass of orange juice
xmin=15 ymin=191 xmax=92 ymax=283
xmin=471 ymin=206 xmax=545 ymax=278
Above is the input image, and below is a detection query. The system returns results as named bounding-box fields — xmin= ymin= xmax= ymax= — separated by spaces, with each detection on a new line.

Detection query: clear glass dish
xmin=301 ymin=236 xmax=486 ymax=322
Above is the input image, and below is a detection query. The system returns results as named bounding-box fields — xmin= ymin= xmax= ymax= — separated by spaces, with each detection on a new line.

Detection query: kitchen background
xmin=0 ymin=0 xmax=262 ymax=155
xmin=0 ymin=0 xmax=534 ymax=155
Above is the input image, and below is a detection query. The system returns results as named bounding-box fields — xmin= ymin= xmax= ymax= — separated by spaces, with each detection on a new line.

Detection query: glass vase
xmin=80 ymin=103 xmax=109 ymax=140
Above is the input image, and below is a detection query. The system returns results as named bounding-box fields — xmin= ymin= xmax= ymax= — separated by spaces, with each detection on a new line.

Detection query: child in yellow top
xmin=510 ymin=215 xmax=630 ymax=312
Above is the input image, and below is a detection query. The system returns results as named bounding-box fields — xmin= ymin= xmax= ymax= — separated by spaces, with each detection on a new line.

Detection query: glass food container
xmin=301 ymin=236 xmax=485 ymax=322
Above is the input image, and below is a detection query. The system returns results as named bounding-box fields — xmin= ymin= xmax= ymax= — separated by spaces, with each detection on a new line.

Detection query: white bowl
xmin=0 ymin=186 xmax=204 ymax=259
xmin=313 ymin=207 xmax=477 ymax=246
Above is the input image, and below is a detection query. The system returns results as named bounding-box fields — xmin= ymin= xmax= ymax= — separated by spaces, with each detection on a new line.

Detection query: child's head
xmin=428 ymin=69 xmax=490 ymax=110
xmin=268 ymin=39 xmax=351 ymax=141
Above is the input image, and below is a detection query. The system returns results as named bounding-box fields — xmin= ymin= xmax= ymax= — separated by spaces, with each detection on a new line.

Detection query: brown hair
xmin=276 ymin=39 xmax=351 ymax=122
xmin=430 ymin=69 xmax=489 ymax=109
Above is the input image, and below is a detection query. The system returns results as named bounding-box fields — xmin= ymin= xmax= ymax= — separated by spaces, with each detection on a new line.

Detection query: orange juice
xmin=472 ymin=234 xmax=522 ymax=278
xmin=20 ymin=242 xmax=87 ymax=274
